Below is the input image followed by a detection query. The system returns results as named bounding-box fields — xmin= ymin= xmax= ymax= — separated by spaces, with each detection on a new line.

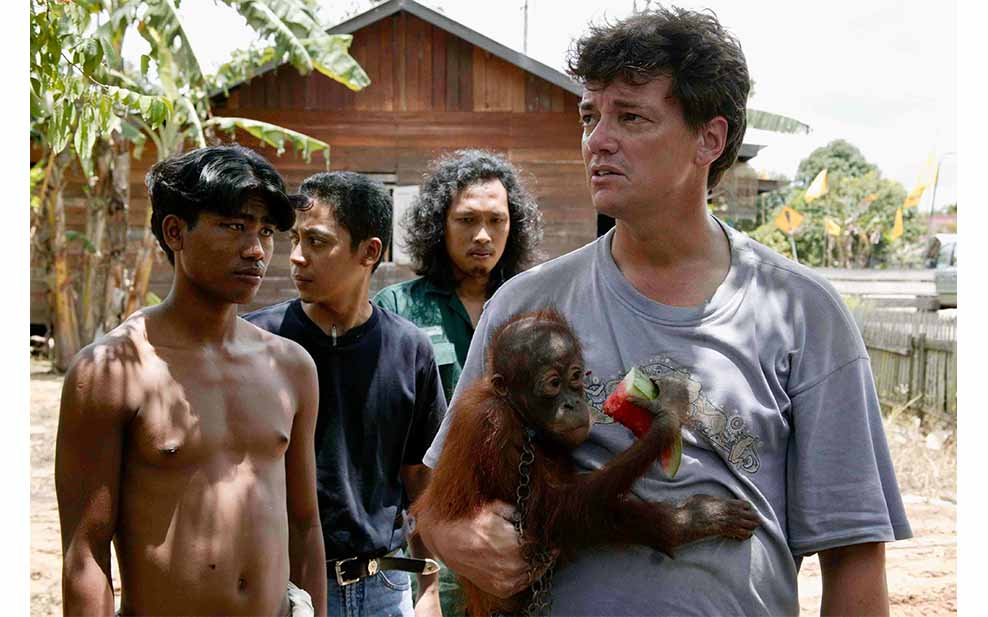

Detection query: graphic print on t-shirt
xmin=585 ymin=355 xmax=762 ymax=474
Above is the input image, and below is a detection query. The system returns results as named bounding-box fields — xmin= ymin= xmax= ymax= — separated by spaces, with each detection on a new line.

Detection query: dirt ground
xmin=29 ymin=359 xmax=956 ymax=616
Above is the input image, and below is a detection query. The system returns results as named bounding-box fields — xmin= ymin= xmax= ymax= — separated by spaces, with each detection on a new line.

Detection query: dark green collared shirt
xmin=373 ymin=277 xmax=475 ymax=403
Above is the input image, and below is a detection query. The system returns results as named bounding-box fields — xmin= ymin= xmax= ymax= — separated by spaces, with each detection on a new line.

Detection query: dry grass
xmin=884 ymin=411 xmax=956 ymax=502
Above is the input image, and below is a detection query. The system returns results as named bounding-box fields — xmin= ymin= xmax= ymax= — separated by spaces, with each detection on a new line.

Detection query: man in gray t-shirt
xmin=415 ymin=7 xmax=911 ymax=616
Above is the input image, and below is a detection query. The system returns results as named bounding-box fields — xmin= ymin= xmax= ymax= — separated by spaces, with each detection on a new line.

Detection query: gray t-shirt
xmin=424 ymin=222 xmax=911 ymax=616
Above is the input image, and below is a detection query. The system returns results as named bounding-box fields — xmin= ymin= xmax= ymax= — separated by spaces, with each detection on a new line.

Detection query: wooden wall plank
xmin=445 ymin=33 xmax=473 ymax=111
xmin=378 ymin=16 xmax=396 ymax=112
xmin=431 ymin=26 xmax=447 ymax=113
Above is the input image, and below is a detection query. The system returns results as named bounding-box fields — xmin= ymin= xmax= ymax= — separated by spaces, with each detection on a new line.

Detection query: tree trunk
xmin=45 ymin=150 xmax=81 ymax=372
xmin=123 ymin=210 xmax=158 ymax=319
xmin=102 ymin=133 xmax=131 ymax=333
xmin=80 ymin=140 xmax=111 ymax=343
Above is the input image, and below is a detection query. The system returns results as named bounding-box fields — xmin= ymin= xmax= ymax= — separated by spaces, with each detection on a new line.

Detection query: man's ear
xmin=491 ymin=374 xmax=507 ymax=398
xmin=161 ymin=214 xmax=186 ymax=256
xmin=695 ymin=116 xmax=728 ymax=168
xmin=360 ymin=237 xmax=383 ymax=268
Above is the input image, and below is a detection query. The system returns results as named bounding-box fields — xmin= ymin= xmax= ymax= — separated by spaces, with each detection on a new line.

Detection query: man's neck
xmin=153 ymin=280 xmax=242 ymax=347
xmin=455 ymin=273 xmax=489 ymax=301
xmin=301 ymin=285 xmax=374 ymax=337
xmin=610 ymin=198 xmax=731 ymax=306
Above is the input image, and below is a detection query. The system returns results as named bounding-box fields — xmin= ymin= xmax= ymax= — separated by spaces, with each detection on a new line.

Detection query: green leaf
xmin=141 ymin=54 xmax=151 ymax=77
xmin=78 ymin=37 xmax=103 ymax=77
xmin=49 ymin=102 xmax=71 ymax=154
xmin=73 ymin=107 xmax=98 ymax=179
xmin=204 ymin=116 xmax=330 ymax=166
xmin=179 ymin=97 xmax=206 ymax=148
xmin=218 ymin=1 xmax=369 ymax=90
xmin=305 ymin=34 xmax=370 ymax=91
xmin=145 ymin=291 xmax=163 ymax=306
xmin=224 ymin=0 xmax=314 ymax=74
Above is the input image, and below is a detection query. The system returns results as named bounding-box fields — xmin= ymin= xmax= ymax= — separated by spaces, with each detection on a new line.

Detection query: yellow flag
xmin=825 ymin=217 xmax=841 ymax=236
xmin=775 ymin=207 xmax=804 ymax=234
xmin=903 ymin=184 xmax=925 ymax=209
xmin=919 ymin=153 xmax=939 ymax=188
xmin=804 ymin=169 xmax=828 ymax=202
xmin=890 ymin=207 xmax=904 ymax=240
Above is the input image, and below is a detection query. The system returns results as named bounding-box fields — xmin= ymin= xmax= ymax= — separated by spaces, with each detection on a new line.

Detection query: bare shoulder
xmin=238 ymin=318 xmax=317 ymax=386
xmin=61 ymin=312 xmax=152 ymax=419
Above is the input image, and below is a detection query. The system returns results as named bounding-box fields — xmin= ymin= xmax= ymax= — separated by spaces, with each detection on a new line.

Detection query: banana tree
xmin=31 ymin=0 xmax=174 ymax=369
xmin=30 ymin=0 xmax=370 ymax=370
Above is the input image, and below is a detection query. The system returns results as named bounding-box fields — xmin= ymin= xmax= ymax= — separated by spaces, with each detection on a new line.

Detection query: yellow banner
xmin=775 ymin=207 xmax=805 ymax=234
xmin=919 ymin=153 xmax=939 ymax=188
xmin=903 ymin=184 xmax=925 ymax=209
xmin=825 ymin=217 xmax=841 ymax=236
xmin=805 ymin=169 xmax=828 ymax=202
xmin=890 ymin=207 xmax=904 ymax=240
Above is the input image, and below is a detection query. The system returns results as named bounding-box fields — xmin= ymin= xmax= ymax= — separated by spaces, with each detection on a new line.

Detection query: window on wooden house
xmin=361 ymin=174 xmax=417 ymax=266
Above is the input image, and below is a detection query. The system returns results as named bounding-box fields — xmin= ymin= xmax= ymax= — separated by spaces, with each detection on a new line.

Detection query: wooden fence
xmin=850 ymin=308 xmax=957 ymax=422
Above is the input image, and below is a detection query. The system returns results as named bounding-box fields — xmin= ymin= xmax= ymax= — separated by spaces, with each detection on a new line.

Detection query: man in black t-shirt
xmin=245 ymin=172 xmax=446 ymax=617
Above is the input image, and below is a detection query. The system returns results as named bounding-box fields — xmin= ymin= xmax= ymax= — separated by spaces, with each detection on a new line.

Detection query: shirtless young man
xmin=55 ymin=144 xmax=327 ymax=616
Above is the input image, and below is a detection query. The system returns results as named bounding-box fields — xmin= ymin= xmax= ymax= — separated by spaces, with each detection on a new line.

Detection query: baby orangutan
xmin=412 ymin=308 xmax=760 ymax=616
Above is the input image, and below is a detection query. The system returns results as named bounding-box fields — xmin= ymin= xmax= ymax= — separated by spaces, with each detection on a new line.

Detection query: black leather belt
xmin=333 ymin=549 xmax=440 ymax=586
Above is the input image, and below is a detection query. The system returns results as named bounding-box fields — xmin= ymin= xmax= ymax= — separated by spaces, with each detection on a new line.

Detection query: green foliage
xmin=758 ymin=153 xmax=924 ymax=268
xmin=749 ymin=221 xmax=794 ymax=260
xmin=795 ymin=139 xmax=877 ymax=186
xmin=30 ymin=0 xmax=174 ymax=178
xmin=214 ymin=0 xmax=370 ymax=92
xmin=31 ymin=0 xmax=370 ymax=177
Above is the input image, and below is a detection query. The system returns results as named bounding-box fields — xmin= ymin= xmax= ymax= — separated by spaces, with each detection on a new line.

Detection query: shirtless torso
xmin=57 ymin=307 xmax=323 ymax=616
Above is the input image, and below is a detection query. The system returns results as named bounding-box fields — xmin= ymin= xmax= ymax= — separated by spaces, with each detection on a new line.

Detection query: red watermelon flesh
xmin=602 ymin=367 xmax=682 ymax=478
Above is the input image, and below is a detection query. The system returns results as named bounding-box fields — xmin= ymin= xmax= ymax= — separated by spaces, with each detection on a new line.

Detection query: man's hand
xmin=417 ymin=500 xmax=529 ymax=599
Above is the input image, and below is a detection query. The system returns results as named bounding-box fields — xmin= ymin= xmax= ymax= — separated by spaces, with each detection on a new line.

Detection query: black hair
xmin=567 ymin=6 xmax=750 ymax=188
xmin=402 ymin=149 xmax=544 ymax=297
xmin=298 ymin=171 xmax=392 ymax=272
xmin=146 ymin=144 xmax=294 ymax=264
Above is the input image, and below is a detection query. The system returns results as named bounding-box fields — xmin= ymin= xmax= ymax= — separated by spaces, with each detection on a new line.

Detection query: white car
xmin=931 ymin=235 xmax=957 ymax=308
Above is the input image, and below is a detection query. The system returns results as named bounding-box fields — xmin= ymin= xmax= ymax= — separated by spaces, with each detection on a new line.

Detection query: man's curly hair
xmin=566 ymin=6 xmax=750 ymax=188
xmin=402 ymin=149 xmax=544 ymax=297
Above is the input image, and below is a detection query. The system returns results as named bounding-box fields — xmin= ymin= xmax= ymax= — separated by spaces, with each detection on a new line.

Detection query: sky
xmin=162 ymin=0 xmax=958 ymax=211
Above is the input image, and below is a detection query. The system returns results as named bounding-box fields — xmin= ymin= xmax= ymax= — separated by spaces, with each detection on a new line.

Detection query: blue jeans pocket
xmin=379 ymin=569 xmax=412 ymax=591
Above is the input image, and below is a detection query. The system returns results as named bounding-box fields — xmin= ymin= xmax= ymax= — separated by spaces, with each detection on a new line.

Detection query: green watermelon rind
xmin=622 ymin=366 xmax=658 ymax=400
xmin=661 ymin=432 xmax=683 ymax=479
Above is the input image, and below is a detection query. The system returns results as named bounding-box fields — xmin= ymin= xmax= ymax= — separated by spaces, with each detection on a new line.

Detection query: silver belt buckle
xmin=335 ymin=556 xmax=361 ymax=586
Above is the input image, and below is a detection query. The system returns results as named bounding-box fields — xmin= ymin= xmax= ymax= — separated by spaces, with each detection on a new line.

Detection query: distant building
xmin=927 ymin=212 xmax=957 ymax=234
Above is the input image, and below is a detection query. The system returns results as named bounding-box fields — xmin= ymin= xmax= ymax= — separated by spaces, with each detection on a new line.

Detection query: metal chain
xmin=511 ymin=428 xmax=556 ymax=617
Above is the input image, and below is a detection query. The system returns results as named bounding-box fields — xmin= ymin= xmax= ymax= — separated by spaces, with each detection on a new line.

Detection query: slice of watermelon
xmin=602 ymin=367 xmax=682 ymax=478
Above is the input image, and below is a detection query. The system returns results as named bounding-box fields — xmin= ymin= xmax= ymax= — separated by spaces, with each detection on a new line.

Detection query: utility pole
xmin=927 ymin=151 xmax=956 ymax=230
xmin=522 ymin=0 xmax=529 ymax=54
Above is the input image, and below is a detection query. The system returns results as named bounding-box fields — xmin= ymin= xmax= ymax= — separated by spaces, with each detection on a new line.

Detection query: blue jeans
xmin=327 ymin=552 xmax=415 ymax=617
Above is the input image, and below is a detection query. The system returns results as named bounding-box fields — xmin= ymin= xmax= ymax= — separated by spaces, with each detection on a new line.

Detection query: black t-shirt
xmin=244 ymin=299 xmax=446 ymax=559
